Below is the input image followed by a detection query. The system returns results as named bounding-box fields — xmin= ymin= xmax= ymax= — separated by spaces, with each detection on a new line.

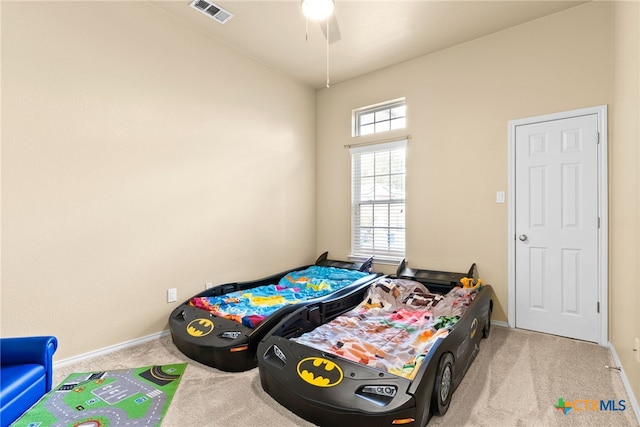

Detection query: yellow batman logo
xmin=296 ymin=357 xmax=343 ymax=387
xmin=187 ymin=318 xmax=214 ymax=337
xmin=469 ymin=318 xmax=478 ymax=339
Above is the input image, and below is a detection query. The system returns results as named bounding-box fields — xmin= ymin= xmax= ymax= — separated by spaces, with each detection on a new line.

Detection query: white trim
xmin=352 ymin=97 xmax=406 ymax=137
xmin=608 ymin=342 xmax=640 ymax=423
xmin=492 ymin=320 xmax=510 ymax=329
xmin=507 ymin=105 xmax=608 ymax=346
xmin=54 ymin=330 xmax=171 ymax=368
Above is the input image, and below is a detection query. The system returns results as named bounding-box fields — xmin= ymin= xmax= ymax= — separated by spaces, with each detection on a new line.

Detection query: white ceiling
xmin=152 ymin=0 xmax=588 ymax=89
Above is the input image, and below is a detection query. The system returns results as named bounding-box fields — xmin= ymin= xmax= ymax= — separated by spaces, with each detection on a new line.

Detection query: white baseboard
xmin=608 ymin=342 xmax=640 ymax=424
xmin=492 ymin=320 xmax=509 ymax=329
xmin=54 ymin=329 xmax=171 ymax=369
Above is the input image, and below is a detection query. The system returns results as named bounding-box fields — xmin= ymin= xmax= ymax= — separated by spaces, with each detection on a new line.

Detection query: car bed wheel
xmin=431 ymin=353 xmax=454 ymax=416
xmin=483 ymin=307 xmax=492 ymax=338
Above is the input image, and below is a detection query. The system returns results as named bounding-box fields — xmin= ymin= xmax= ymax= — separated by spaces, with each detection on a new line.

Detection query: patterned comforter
xmin=189 ymin=266 xmax=368 ymax=328
xmin=292 ymin=277 xmax=480 ymax=379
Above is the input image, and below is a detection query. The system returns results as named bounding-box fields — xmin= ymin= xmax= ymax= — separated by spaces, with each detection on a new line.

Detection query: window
xmin=353 ymin=99 xmax=406 ymax=137
xmin=350 ymin=139 xmax=407 ymax=261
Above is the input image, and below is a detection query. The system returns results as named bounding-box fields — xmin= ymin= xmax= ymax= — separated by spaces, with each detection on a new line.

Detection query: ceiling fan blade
xmin=320 ymin=13 xmax=341 ymax=44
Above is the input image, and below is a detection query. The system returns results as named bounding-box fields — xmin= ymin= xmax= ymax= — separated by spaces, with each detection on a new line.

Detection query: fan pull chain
xmin=326 ymin=18 xmax=330 ymax=88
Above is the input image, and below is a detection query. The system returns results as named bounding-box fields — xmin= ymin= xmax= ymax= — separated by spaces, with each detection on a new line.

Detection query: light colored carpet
xmin=428 ymin=327 xmax=638 ymax=427
xmin=54 ymin=326 xmax=638 ymax=426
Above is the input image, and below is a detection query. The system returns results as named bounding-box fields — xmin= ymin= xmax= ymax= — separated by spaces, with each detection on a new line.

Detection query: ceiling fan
xmin=301 ymin=0 xmax=342 ymax=44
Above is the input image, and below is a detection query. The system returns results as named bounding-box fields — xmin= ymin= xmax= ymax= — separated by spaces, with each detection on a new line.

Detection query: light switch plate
xmin=496 ymin=191 xmax=505 ymax=204
xmin=167 ymin=288 xmax=177 ymax=303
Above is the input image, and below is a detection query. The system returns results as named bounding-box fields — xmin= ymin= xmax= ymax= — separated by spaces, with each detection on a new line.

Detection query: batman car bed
xmin=168 ymin=252 xmax=379 ymax=372
xmin=257 ymin=261 xmax=493 ymax=426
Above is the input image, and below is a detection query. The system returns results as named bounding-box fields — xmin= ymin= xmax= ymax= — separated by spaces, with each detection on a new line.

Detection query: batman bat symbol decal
xmin=297 ymin=357 xmax=343 ymax=387
xmin=187 ymin=318 xmax=214 ymax=337
xmin=469 ymin=318 xmax=478 ymax=339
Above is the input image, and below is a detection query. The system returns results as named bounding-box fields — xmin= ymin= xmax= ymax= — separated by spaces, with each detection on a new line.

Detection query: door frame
xmin=507 ymin=105 xmax=608 ymax=345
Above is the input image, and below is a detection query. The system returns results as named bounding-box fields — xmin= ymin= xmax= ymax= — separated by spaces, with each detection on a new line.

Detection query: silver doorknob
xmin=519 ymin=235 xmax=528 ymax=241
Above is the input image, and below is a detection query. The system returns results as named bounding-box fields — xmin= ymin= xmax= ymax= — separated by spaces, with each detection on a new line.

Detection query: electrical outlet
xmin=205 ymin=282 xmax=214 ymax=290
xmin=635 ymin=338 xmax=640 ymax=363
xmin=167 ymin=288 xmax=177 ymax=303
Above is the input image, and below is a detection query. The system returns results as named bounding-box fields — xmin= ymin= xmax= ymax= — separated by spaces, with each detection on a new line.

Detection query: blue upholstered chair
xmin=0 ymin=336 xmax=58 ymax=427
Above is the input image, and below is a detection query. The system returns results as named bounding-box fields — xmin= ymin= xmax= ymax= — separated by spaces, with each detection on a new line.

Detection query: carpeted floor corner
xmin=428 ymin=327 xmax=637 ymax=426
xmin=53 ymin=326 xmax=638 ymax=426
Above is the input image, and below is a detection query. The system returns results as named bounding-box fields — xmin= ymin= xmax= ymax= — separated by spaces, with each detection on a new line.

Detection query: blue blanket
xmin=190 ymin=266 xmax=368 ymax=328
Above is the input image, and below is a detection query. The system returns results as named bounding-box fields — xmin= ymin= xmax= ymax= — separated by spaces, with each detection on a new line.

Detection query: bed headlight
xmin=263 ymin=344 xmax=287 ymax=368
xmin=273 ymin=345 xmax=287 ymax=363
xmin=356 ymin=385 xmax=398 ymax=406
xmin=362 ymin=385 xmax=397 ymax=397
xmin=220 ymin=331 xmax=242 ymax=339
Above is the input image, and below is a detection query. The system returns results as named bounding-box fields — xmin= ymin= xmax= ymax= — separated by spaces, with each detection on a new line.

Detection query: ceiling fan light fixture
xmin=301 ymin=0 xmax=334 ymax=21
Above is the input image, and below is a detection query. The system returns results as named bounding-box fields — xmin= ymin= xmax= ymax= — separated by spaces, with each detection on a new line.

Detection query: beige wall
xmin=317 ymin=1 xmax=613 ymax=325
xmin=317 ymin=0 xmax=640 ymax=402
xmin=1 ymin=2 xmax=317 ymax=360
xmin=611 ymin=0 xmax=640 ymax=404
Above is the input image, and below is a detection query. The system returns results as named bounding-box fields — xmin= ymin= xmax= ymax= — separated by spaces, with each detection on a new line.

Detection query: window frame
xmin=352 ymin=98 xmax=406 ymax=137
xmin=349 ymin=139 xmax=407 ymax=263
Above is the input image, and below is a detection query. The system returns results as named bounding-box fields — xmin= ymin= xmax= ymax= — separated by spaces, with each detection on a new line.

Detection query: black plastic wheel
xmin=482 ymin=307 xmax=492 ymax=338
xmin=431 ymin=352 xmax=454 ymax=416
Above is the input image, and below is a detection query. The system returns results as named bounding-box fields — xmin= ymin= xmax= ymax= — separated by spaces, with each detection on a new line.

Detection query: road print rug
xmin=12 ymin=363 xmax=187 ymax=427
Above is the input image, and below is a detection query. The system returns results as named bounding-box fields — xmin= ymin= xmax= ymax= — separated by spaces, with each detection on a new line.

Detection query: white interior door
xmin=514 ymin=113 xmax=600 ymax=342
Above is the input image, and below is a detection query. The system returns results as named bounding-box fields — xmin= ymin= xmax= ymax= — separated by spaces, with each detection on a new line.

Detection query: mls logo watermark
xmin=555 ymin=397 xmax=627 ymax=415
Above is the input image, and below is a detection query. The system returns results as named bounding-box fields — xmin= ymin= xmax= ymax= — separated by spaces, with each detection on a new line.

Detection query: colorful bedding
xmin=189 ymin=266 xmax=369 ymax=328
xmin=292 ymin=277 xmax=481 ymax=380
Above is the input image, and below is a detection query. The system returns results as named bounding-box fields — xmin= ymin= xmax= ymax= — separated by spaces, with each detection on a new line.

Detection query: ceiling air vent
xmin=189 ymin=0 xmax=234 ymax=24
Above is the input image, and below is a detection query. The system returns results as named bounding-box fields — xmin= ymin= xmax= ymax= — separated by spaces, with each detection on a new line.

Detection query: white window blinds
xmin=350 ymin=139 xmax=407 ymax=261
